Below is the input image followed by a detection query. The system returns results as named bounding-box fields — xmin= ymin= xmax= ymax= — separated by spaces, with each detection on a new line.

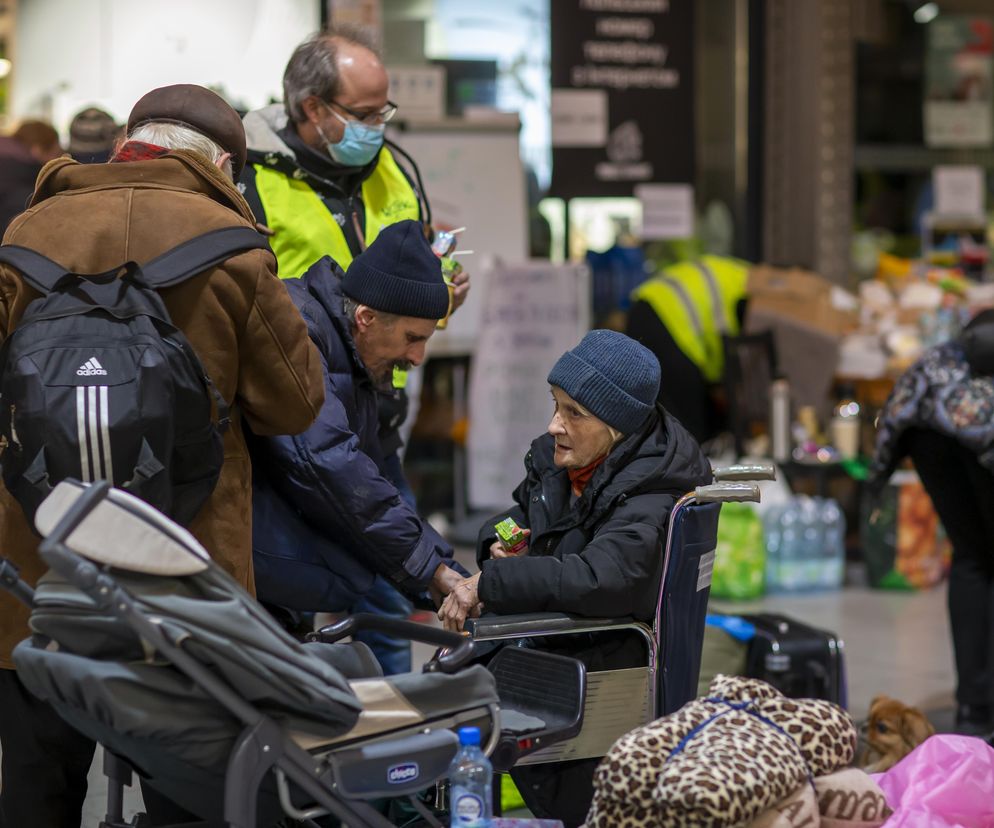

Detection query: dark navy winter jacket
xmin=250 ymin=256 xmax=453 ymax=611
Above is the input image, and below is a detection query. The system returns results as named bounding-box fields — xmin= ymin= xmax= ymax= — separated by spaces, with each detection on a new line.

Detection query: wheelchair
xmin=461 ymin=463 xmax=773 ymax=774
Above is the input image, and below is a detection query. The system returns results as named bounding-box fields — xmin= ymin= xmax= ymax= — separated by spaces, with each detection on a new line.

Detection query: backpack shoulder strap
xmin=0 ymin=245 xmax=73 ymax=295
xmin=140 ymin=226 xmax=270 ymax=289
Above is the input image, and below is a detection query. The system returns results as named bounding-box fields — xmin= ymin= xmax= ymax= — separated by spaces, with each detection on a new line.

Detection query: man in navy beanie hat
xmin=341 ymin=219 xmax=451 ymax=388
xmin=249 ymin=219 xmax=465 ymax=673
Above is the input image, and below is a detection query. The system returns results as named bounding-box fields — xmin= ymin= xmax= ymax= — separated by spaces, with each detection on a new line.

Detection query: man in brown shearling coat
xmin=0 ymin=85 xmax=325 ymax=828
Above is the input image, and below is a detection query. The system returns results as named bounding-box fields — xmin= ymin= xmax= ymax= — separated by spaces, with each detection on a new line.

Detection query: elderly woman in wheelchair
xmin=438 ymin=329 xmax=713 ymax=825
xmin=439 ymin=329 xmax=710 ymax=637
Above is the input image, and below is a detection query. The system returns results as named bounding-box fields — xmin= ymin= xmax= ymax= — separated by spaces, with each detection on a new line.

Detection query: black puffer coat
xmin=477 ymin=405 xmax=711 ymax=622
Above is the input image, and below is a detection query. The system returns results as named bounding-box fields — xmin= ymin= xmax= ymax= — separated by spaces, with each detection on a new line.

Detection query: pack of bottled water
xmin=763 ymin=496 xmax=845 ymax=592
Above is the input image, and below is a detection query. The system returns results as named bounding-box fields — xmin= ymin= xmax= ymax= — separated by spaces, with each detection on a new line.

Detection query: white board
xmin=391 ymin=122 xmax=529 ymax=356
xmin=467 ymin=261 xmax=590 ymax=509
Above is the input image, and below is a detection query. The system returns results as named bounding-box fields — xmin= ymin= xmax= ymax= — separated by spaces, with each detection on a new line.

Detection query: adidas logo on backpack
xmin=76 ymin=357 xmax=108 ymax=376
xmin=0 ymin=227 xmax=267 ymax=525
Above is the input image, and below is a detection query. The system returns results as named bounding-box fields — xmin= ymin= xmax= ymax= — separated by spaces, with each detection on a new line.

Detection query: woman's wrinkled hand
xmin=438 ymin=572 xmax=482 ymax=632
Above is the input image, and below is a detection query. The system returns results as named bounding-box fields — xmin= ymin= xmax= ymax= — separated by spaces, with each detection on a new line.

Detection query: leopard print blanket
xmin=586 ymin=674 xmax=857 ymax=827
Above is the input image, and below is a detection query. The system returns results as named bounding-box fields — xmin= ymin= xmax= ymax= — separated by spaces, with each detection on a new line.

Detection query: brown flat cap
xmin=127 ymin=84 xmax=247 ymax=176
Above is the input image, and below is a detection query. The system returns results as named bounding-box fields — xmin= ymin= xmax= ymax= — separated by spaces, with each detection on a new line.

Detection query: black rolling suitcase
xmin=741 ymin=612 xmax=847 ymax=707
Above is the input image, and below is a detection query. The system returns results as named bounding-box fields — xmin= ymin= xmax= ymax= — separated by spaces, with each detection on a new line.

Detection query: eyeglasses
xmin=328 ymin=99 xmax=399 ymax=125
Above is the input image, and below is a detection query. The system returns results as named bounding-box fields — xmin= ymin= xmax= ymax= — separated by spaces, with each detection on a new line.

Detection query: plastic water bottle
xmin=799 ymin=497 xmax=824 ymax=589
xmin=819 ymin=498 xmax=846 ymax=589
xmin=778 ymin=501 xmax=802 ymax=590
xmin=449 ymin=726 xmax=492 ymax=827
xmin=763 ymin=503 xmax=785 ymax=591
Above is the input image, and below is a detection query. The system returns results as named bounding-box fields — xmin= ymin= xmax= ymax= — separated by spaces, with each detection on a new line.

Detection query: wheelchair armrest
xmin=465 ymin=612 xmax=639 ymax=640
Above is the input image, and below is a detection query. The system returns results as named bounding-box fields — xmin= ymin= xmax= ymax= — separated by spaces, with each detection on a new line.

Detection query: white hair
xmin=127 ymin=121 xmax=233 ymax=179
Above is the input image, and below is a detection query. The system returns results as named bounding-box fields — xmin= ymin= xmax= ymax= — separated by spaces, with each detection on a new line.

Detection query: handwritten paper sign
xmin=468 ymin=262 xmax=591 ymax=508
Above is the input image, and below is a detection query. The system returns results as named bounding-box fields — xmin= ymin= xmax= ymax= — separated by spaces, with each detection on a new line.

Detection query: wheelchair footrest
xmin=487 ymin=647 xmax=586 ymax=771
xmin=500 ymin=708 xmax=548 ymax=735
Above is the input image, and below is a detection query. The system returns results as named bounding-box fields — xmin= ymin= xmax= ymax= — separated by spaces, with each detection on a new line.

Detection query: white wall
xmin=13 ymin=0 xmax=320 ymax=133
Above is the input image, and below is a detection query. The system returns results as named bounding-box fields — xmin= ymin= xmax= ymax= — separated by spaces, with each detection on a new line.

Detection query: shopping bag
xmin=861 ymin=470 xmax=951 ymax=590
xmin=874 ymin=735 xmax=994 ymax=827
xmin=711 ymin=502 xmax=765 ymax=600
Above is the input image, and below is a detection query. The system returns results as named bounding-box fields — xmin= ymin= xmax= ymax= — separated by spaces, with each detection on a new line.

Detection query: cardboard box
xmin=747 ymin=265 xmax=859 ymax=339
xmin=745 ymin=265 xmax=861 ymax=417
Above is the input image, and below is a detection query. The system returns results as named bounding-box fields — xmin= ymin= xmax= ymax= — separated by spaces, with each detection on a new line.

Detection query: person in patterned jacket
xmin=871 ymin=309 xmax=994 ymax=737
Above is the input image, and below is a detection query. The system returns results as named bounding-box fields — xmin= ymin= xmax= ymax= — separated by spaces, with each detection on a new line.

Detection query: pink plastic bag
xmin=874 ymin=735 xmax=994 ymax=827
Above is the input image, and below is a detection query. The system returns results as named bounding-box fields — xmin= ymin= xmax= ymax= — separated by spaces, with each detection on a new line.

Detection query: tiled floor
xmin=71 ymin=567 xmax=956 ymax=825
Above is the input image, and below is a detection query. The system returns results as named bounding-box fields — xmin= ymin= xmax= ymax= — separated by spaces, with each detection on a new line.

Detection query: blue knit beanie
xmin=547 ymin=330 xmax=660 ymax=434
xmin=342 ymin=220 xmax=450 ymax=319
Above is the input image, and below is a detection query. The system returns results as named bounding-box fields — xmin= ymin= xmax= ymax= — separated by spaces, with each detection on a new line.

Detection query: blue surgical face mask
xmin=318 ymin=104 xmax=385 ymax=167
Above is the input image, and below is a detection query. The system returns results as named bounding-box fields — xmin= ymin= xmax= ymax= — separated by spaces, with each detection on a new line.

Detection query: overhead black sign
xmin=549 ymin=0 xmax=694 ymax=199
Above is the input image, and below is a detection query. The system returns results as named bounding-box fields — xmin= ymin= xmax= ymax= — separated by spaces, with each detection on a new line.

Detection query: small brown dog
xmin=860 ymin=695 xmax=935 ymax=772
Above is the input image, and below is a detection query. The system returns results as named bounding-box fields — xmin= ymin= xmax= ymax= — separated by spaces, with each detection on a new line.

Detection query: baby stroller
xmin=3 ymin=479 xmax=508 ymax=828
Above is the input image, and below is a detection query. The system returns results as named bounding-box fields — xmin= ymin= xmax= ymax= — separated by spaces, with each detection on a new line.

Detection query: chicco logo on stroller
xmin=387 ymin=762 xmax=420 ymax=784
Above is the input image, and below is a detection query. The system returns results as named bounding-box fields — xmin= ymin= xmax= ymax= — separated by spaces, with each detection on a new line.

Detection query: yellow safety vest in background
xmin=631 ymin=255 xmax=749 ymax=382
xmin=252 ymin=147 xmax=421 ymax=280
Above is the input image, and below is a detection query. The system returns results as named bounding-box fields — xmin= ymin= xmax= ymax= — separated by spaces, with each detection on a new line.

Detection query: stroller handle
xmin=308 ymin=613 xmax=476 ymax=674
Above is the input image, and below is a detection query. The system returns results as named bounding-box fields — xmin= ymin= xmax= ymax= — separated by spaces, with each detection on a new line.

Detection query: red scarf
xmin=568 ymin=455 xmax=608 ymax=497
xmin=110 ymin=141 xmax=171 ymax=164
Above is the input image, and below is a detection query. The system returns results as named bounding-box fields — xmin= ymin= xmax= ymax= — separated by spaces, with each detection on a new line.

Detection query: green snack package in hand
xmin=495 ymin=517 xmax=529 ymax=555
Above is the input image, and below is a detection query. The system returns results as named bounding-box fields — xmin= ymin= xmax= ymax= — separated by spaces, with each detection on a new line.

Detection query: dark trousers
xmin=350 ymin=451 xmax=414 ymax=676
xmin=0 ymin=668 xmax=96 ymax=828
xmin=511 ymin=758 xmax=597 ymax=828
xmin=906 ymin=429 xmax=994 ymax=709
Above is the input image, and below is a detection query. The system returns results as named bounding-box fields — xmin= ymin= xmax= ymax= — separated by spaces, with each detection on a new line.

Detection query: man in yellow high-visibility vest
xmin=240 ymin=27 xmax=469 ymax=674
xmin=626 ymin=255 xmax=749 ymax=444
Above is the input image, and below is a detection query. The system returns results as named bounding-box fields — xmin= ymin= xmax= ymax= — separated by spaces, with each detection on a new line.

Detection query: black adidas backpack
xmin=0 ymin=227 xmax=268 ymax=526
